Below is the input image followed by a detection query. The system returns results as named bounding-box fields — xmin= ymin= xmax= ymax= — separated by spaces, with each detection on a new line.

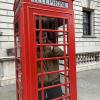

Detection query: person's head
xmin=36 ymin=32 xmax=48 ymax=44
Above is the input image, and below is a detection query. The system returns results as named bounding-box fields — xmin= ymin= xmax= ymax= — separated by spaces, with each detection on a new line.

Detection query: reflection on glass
xmin=57 ymin=32 xmax=68 ymax=45
xmin=16 ymin=36 xmax=20 ymax=46
xmin=17 ymin=47 xmax=20 ymax=58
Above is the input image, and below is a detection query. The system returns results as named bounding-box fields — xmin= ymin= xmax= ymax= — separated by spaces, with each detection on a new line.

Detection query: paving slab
xmin=0 ymin=84 xmax=16 ymax=100
xmin=77 ymin=69 xmax=100 ymax=100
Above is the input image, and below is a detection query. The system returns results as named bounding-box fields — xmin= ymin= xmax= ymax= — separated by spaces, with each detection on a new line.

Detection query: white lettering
xmin=31 ymin=0 xmax=68 ymax=8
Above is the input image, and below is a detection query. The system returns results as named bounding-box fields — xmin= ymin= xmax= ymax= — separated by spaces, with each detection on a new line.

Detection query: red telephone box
xmin=14 ymin=0 xmax=77 ymax=100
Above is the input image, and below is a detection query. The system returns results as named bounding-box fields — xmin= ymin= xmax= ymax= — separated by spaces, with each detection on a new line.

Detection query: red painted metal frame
xmin=14 ymin=0 xmax=77 ymax=100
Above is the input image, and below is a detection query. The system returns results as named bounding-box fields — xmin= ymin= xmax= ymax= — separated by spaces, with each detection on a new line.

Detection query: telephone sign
xmin=31 ymin=0 xmax=69 ymax=8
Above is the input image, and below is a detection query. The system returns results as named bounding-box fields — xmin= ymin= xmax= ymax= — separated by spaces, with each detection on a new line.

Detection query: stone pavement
xmin=0 ymin=69 xmax=100 ymax=100
xmin=77 ymin=69 xmax=100 ymax=100
xmin=0 ymin=84 xmax=16 ymax=100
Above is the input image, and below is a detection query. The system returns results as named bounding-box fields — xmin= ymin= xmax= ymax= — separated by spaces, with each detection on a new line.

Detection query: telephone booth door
xmin=14 ymin=0 xmax=77 ymax=100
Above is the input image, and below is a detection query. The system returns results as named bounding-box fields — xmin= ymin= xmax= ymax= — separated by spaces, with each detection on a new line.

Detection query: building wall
xmin=0 ymin=0 xmax=14 ymax=57
xmin=0 ymin=0 xmax=100 ymax=86
xmin=0 ymin=0 xmax=15 ymax=86
xmin=74 ymin=0 xmax=100 ymax=53
xmin=74 ymin=0 xmax=100 ymax=71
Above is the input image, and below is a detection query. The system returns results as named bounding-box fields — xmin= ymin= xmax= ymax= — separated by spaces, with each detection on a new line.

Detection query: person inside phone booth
xmin=37 ymin=31 xmax=64 ymax=100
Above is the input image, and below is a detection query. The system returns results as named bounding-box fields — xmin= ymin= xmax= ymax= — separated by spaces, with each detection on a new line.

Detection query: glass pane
xmin=83 ymin=24 xmax=89 ymax=35
xmin=83 ymin=11 xmax=91 ymax=35
xmin=36 ymin=16 xmax=69 ymax=100
xmin=16 ymin=36 xmax=20 ymax=46
xmin=17 ymin=47 xmax=20 ymax=57
xmin=42 ymin=17 xmax=63 ymax=30
xmin=16 ymin=34 xmax=21 ymax=57
xmin=38 ymin=73 xmax=66 ymax=99
xmin=36 ymin=31 xmax=67 ymax=44
xmin=36 ymin=16 xmax=39 ymax=29
xmin=83 ymin=11 xmax=90 ymax=23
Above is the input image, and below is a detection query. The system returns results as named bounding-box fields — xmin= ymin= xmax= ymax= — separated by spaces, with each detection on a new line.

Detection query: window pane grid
xmin=36 ymin=15 xmax=70 ymax=100
xmin=83 ymin=10 xmax=91 ymax=35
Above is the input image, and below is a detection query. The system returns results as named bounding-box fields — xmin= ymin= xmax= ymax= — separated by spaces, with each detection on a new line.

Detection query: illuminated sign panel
xmin=31 ymin=0 xmax=68 ymax=8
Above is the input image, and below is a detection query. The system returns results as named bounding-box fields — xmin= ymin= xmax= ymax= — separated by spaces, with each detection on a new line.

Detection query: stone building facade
xmin=0 ymin=0 xmax=15 ymax=86
xmin=74 ymin=0 xmax=100 ymax=71
xmin=0 ymin=0 xmax=100 ymax=86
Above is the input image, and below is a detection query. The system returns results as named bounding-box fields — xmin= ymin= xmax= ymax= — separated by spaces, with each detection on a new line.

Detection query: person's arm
xmin=43 ymin=46 xmax=53 ymax=57
xmin=52 ymin=46 xmax=64 ymax=57
xmin=43 ymin=46 xmax=64 ymax=57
